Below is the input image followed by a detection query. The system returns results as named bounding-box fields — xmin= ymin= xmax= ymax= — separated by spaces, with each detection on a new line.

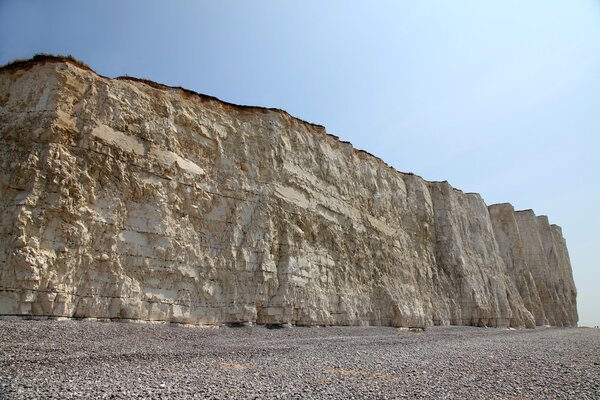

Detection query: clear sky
xmin=1 ymin=1 xmax=598 ymax=326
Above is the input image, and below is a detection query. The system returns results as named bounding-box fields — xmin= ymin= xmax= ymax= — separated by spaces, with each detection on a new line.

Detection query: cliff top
xmin=1 ymin=54 xmax=542 ymax=216
xmin=1 ymin=54 xmax=420 ymax=176
xmin=1 ymin=54 xmax=327 ymax=131
xmin=0 ymin=53 xmax=94 ymax=73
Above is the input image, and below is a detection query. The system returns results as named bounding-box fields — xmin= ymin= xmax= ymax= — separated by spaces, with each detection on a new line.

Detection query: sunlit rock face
xmin=0 ymin=58 xmax=577 ymax=327
xmin=488 ymin=204 xmax=578 ymax=327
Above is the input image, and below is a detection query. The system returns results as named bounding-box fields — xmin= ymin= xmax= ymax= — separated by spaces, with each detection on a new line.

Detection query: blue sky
xmin=1 ymin=1 xmax=598 ymax=326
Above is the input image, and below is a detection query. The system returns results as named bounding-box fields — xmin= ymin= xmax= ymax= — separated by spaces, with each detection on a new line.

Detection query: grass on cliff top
xmin=0 ymin=53 xmax=93 ymax=73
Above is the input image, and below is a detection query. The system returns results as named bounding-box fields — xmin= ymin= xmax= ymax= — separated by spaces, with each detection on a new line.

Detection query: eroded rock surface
xmin=0 ymin=57 xmax=578 ymax=327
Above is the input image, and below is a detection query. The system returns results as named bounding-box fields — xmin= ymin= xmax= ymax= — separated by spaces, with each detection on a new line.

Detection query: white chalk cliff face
xmin=0 ymin=58 xmax=578 ymax=327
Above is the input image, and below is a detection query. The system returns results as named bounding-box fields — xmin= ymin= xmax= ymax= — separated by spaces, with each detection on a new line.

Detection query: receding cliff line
xmin=0 ymin=57 xmax=577 ymax=327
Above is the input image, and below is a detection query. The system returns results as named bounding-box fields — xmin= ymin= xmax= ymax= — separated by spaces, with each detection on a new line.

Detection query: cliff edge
xmin=0 ymin=57 xmax=577 ymax=327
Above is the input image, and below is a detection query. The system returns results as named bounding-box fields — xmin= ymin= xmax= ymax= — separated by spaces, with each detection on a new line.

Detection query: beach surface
xmin=0 ymin=319 xmax=598 ymax=399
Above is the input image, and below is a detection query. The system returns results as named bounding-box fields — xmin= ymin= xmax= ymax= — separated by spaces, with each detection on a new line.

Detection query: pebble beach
xmin=0 ymin=319 xmax=598 ymax=399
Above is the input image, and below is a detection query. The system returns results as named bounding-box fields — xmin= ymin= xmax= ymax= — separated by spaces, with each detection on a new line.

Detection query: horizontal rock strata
xmin=0 ymin=57 xmax=577 ymax=327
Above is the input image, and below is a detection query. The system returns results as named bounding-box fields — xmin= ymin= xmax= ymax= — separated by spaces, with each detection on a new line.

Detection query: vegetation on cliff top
xmin=0 ymin=53 xmax=92 ymax=73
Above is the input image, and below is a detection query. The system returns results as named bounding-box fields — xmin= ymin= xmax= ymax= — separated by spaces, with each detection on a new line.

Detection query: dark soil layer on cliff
xmin=0 ymin=320 xmax=598 ymax=399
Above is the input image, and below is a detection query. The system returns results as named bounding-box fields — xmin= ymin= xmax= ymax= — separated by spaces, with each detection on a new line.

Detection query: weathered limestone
xmin=489 ymin=204 xmax=577 ymax=327
xmin=0 ymin=57 xmax=578 ymax=327
xmin=427 ymin=183 xmax=536 ymax=328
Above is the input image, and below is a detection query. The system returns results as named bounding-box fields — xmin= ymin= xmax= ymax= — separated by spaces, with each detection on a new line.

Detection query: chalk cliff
xmin=0 ymin=57 xmax=577 ymax=327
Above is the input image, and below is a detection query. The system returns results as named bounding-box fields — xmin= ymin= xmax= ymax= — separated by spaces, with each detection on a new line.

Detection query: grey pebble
xmin=0 ymin=320 xmax=598 ymax=399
